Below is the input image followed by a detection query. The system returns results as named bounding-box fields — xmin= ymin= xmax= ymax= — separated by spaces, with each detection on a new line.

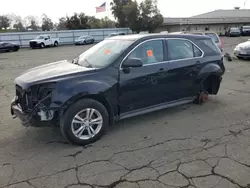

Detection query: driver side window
xmin=127 ymin=40 xmax=164 ymax=66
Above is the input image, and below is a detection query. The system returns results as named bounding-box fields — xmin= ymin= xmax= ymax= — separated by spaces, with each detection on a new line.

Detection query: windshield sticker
xmin=146 ymin=50 xmax=153 ymax=57
xmin=104 ymin=49 xmax=111 ymax=54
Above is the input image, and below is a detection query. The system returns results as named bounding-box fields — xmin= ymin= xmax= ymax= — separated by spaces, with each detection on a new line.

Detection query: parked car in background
xmin=74 ymin=36 xmax=94 ymax=45
xmin=234 ymin=39 xmax=250 ymax=59
xmin=106 ymin=32 xmax=126 ymax=38
xmin=227 ymin=27 xmax=241 ymax=37
xmin=11 ymin=33 xmax=225 ymax=146
xmin=186 ymin=31 xmax=223 ymax=52
xmin=29 ymin=35 xmax=60 ymax=49
xmin=0 ymin=42 xmax=20 ymax=52
xmin=241 ymin=26 xmax=250 ymax=36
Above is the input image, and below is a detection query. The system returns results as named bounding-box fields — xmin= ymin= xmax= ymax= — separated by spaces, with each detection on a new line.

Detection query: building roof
xmin=192 ymin=9 xmax=250 ymax=18
xmin=163 ymin=9 xmax=250 ymax=25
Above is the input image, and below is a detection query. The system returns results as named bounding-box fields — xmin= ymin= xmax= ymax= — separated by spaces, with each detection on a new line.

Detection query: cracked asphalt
xmin=1 ymin=37 xmax=250 ymax=188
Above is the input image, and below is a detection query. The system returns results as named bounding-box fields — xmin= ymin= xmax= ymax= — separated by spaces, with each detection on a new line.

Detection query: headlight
xmin=234 ymin=46 xmax=240 ymax=51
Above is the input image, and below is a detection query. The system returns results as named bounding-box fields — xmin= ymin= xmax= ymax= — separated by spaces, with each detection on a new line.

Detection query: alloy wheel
xmin=71 ymin=108 xmax=103 ymax=140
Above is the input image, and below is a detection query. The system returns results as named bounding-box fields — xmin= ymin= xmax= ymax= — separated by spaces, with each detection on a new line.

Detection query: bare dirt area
xmin=1 ymin=38 xmax=250 ymax=188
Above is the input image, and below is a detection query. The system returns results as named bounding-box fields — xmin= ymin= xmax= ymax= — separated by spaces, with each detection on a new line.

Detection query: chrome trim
xmin=119 ymin=38 xmax=166 ymax=70
xmin=119 ymin=37 xmax=204 ymax=70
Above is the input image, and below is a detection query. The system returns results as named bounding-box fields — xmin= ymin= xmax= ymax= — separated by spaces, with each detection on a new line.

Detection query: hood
xmin=75 ymin=39 xmax=85 ymax=42
xmin=30 ymin=39 xmax=43 ymax=43
xmin=237 ymin=41 xmax=250 ymax=48
xmin=14 ymin=60 xmax=96 ymax=89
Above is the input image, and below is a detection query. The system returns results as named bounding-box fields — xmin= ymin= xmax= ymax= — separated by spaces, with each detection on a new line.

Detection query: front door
xmin=119 ymin=39 xmax=167 ymax=114
xmin=164 ymin=38 xmax=204 ymax=100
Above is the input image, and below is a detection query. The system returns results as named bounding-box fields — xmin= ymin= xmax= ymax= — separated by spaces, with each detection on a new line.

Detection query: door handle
xmin=196 ymin=61 xmax=201 ymax=64
xmin=158 ymin=68 xmax=164 ymax=72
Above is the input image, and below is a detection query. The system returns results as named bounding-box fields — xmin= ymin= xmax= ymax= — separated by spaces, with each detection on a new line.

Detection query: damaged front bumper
xmin=10 ymin=96 xmax=57 ymax=127
xmin=11 ymin=97 xmax=31 ymax=127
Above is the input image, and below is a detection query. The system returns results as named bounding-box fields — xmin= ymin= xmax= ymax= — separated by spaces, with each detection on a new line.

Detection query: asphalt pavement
xmin=0 ymin=37 xmax=250 ymax=188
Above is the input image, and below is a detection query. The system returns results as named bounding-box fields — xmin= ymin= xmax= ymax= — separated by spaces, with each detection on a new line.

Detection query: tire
xmin=194 ymin=90 xmax=209 ymax=105
xmin=60 ymin=98 xmax=109 ymax=146
xmin=40 ymin=43 xmax=45 ymax=48
xmin=54 ymin=41 xmax=58 ymax=47
xmin=13 ymin=46 xmax=19 ymax=52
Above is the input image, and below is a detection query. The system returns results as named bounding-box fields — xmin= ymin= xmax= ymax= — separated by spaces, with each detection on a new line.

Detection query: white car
xmin=234 ymin=39 xmax=250 ymax=59
xmin=29 ymin=35 xmax=60 ymax=49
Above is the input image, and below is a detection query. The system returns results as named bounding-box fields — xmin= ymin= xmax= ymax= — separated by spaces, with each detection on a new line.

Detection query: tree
xmin=57 ymin=17 xmax=67 ymax=30
xmin=25 ymin=15 xmax=39 ymax=31
xmin=139 ymin=0 xmax=163 ymax=33
xmin=0 ymin=15 xmax=11 ymax=30
xmin=110 ymin=0 xmax=138 ymax=28
xmin=11 ymin=15 xmax=25 ymax=31
xmin=100 ymin=17 xmax=116 ymax=28
xmin=41 ymin=14 xmax=54 ymax=31
xmin=110 ymin=0 xmax=163 ymax=33
xmin=64 ymin=13 xmax=91 ymax=30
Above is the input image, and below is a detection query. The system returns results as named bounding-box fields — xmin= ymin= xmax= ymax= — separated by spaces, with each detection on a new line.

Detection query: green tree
xmin=110 ymin=0 xmax=163 ymax=33
xmin=57 ymin=17 xmax=67 ymax=30
xmin=139 ymin=0 xmax=163 ymax=33
xmin=111 ymin=0 xmax=139 ymax=28
xmin=41 ymin=14 xmax=54 ymax=31
xmin=0 ymin=15 xmax=11 ymax=30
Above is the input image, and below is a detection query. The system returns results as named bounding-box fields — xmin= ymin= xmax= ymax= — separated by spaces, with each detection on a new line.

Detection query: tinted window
xmin=193 ymin=45 xmax=202 ymax=57
xmin=167 ymin=39 xmax=202 ymax=61
xmin=205 ymin=33 xmax=219 ymax=43
xmin=127 ymin=40 xmax=164 ymax=65
xmin=200 ymin=38 xmax=221 ymax=54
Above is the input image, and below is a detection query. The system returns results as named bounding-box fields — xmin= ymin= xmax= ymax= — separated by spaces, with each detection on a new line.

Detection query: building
xmin=160 ymin=8 xmax=250 ymax=35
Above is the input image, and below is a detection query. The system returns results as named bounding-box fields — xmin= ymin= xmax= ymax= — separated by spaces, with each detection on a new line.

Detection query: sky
xmin=1 ymin=0 xmax=250 ymax=23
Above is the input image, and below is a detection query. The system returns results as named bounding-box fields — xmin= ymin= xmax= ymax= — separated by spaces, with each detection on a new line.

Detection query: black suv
xmin=11 ymin=34 xmax=225 ymax=146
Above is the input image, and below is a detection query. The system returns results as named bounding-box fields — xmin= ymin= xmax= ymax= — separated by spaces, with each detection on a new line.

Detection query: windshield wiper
xmin=71 ymin=57 xmax=92 ymax=68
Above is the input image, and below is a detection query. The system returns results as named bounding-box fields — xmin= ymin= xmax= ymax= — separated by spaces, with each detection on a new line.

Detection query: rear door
xmin=164 ymin=38 xmax=204 ymax=100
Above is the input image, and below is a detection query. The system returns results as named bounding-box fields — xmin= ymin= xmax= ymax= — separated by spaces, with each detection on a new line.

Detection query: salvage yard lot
xmin=1 ymin=37 xmax=250 ymax=188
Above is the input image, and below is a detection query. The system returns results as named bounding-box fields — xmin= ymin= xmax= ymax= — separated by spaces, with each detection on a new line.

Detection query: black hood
xmin=14 ymin=60 xmax=96 ymax=89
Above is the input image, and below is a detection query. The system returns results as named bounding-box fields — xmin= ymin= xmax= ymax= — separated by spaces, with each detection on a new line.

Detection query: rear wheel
xmin=60 ymin=99 xmax=109 ymax=146
xmin=54 ymin=41 xmax=58 ymax=47
xmin=13 ymin=46 xmax=19 ymax=52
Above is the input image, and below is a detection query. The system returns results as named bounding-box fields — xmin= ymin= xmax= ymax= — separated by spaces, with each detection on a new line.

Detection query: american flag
xmin=96 ymin=2 xmax=106 ymax=13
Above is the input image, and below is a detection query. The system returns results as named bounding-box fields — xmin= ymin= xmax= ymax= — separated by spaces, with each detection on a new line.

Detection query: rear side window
xmin=199 ymin=38 xmax=221 ymax=54
xmin=167 ymin=39 xmax=203 ymax=61
xmin=205 ymin=33 xmax=219 ymax=43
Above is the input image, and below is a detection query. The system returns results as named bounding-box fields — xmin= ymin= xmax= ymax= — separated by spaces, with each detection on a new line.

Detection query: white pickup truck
xmin=29 ymin=35 xmax=60 ymax=49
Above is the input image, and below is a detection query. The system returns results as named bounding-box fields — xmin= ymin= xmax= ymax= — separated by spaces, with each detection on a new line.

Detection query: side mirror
xmin=122 ymin=58 xmax=143 ymax=68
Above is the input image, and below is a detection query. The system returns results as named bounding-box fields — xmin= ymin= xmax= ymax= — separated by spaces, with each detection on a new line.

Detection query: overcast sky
xmin=2 ymin=0 xmax=250 ymax=23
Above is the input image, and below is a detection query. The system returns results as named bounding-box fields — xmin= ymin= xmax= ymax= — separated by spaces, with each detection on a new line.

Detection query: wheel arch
xmin=60 ymin=93 xmax=114 ymax=125
xmin=201 ymin=74 xmax=222 ymax=95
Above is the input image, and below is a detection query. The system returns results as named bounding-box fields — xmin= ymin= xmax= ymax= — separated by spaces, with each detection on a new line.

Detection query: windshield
xmin=79 ymin=36 xmax=86 ymax=39
xmin=243 ymin=26 xmax=250 ymax=29
xmin=231 ymin=28 xmax=240 ymax=31
xmin=205 ymin=33 xmax=219 ymax=43
xmin=75 ymin=39 xmax=133 ymax=68
xmin=36 ymin=36 xmax=44 ymax=39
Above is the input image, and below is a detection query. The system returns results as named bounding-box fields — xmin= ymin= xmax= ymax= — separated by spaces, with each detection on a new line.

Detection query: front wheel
xmin=40 ymin=43 xmax=45 ymax=48
xmin=60 ymin=99 xmax=109 ymax=146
